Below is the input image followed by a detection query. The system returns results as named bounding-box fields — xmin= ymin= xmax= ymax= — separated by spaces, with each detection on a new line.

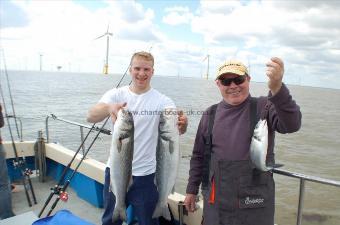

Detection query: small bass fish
xmin=153 ymin=108 xmax=180 ymax=221
xmin=250 ymin=119 xmax=269 ymax=171
xmin=110 ymin=108 xmax=134 ymax=222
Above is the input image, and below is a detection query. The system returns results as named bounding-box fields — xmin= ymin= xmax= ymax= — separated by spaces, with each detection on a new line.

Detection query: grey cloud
xmin=271 ymin=0 xmax=340 ymax=11
xmin=0 ymin=1 xmax=29 ymax=28
xmin=304 ymin=49 xmax=340 ymax=65
xmin=110 ymin=1 xmax=158 ymax=41
xmin=306 ymin=11 xmax=340 ymax=31
xmin=275 ymin=30 xmax=326 ymax=48
xmin=116 ymin=1 xmax=146 ymax=23
xmin=271 ymin=23 xmax=340 ymax=50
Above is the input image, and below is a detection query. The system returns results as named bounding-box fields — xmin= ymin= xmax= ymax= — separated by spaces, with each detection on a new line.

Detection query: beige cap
xmin=216 ymin=60 xmax=248 ymax=79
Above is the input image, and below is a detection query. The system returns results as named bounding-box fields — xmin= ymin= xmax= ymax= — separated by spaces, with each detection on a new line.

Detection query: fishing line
xmin=0 ymin=49 xmax=37 ymax=207
xmin=1 ymin=50 xmax=20 ymax=139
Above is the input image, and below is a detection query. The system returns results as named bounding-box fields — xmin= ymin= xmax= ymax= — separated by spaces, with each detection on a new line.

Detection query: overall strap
xmin=201 ymin=104 xmax=217 ymax=190
xmin=250 ymin=97 xmax=259 ymax=135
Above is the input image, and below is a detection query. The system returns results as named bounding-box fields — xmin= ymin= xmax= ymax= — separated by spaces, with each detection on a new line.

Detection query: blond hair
xmin=130 ymin=51 xmax=154 ymax=67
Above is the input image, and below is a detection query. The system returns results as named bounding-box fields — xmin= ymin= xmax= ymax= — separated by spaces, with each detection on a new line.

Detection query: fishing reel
xmin=59 ymin=191 xmax=69 ymax=202
xmin=12 ymin=158 xmax=26 ymax=169
xmin=24 ymin=168 xmax=33 ymax=176
xmin=50 ymin=184 xmax=69 ymax=202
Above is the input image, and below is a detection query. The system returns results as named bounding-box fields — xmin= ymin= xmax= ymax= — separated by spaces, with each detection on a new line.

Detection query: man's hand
xmin=266 ymin=57 xmax=284 ymax=95
xmin=87 ymin=102 xmax=126 ymax=123
xmin=184 ymin=193 xmax=197 ymax=213
xmin=109 ymin=102 xmax=127 ymax=122
xmin=177 ymin=110 xmax=188 ymax=135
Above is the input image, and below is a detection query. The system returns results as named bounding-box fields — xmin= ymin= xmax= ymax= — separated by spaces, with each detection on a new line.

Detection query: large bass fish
xmin=250 ymin=119 xmax=269 ymax=171
xmin=110 ymin=108 xmax=134 ymax=222
xmin=153 ymin=109 xmax=180 ymax=220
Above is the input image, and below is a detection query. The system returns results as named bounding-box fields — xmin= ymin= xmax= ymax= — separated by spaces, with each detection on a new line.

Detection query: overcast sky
xmin=1 ymin=0 xmax=340 ymax=89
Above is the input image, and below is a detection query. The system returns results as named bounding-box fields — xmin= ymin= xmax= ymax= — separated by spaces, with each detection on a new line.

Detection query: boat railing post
xmin=36 ymin=130 xmax=47 ymax=182
xmin=296 ymin=178 xmax=306 ymax=225
xmin=45 ymin=115 xmax=50 ymax=143
xmin=178 ymin=201 xmax=187 ymax=225
xmin=80 ymin=126 xmax=86 ymax=155
xmin=18 ymin=117 xmax=23 ymax=142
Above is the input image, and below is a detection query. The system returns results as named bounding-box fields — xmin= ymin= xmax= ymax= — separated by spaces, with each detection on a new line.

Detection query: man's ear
xmin=215 ymin=79 xmax=221 ymax=87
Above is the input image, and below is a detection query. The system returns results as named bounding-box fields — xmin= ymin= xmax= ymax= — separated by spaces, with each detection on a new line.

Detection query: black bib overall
xmin=203 ymin=159 xmax=275 ymax=225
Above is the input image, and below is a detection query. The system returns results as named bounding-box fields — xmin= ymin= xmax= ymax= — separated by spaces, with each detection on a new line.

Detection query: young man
xmin=87 ymin=51 xmax=187 ymax=225
xmin=184 ymin=58 xmax=302 ymax=225
xmin=0 ymin=104 xmax=15 ymax=219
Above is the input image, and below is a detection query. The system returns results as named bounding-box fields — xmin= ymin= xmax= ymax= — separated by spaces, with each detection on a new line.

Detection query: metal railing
xmin=272 ymin=168 xmax=340 ymax=225
xmin=45 ymin=114 xmax=111 ymax=154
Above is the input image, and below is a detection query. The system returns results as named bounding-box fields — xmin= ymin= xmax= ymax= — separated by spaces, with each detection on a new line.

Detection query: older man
xmin=184 ymin=58 xmax=302 ymax=225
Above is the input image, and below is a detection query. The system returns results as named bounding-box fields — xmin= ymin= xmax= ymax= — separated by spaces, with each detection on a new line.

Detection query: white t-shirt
xmin=99 ymin=86 xmax=176 ymax=176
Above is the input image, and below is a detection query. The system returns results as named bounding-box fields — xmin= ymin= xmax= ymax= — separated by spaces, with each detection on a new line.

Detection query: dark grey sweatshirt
xmin=186 ymin=83 xmax=302 ymax=195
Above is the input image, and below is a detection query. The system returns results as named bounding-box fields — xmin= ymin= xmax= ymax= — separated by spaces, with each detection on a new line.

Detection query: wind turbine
xmin=39 ymin=53 xmax=43 ymax=71
xmin=95 ymin=25 xmax=113 ymax=74
xmin=203 ymin=54 xmax=210 ymax=80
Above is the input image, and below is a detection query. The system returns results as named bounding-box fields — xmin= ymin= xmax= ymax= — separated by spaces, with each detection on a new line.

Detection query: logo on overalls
xmin=244 ymin=196 xmax=264 ymax=205
xmin=239 ymin=196 xmax=265 ymax=209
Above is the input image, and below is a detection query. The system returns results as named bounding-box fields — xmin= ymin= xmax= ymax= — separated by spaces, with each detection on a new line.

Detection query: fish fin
xmin=127 ymin=175 xmax=133 ymax=189
xmin=152 ymin=203 xmax=171 ymax=221
xmin=118 ymin=137 xmax=131 ymax=153
xmin=272 ymin=163 xmax=284 ymax=168
xmin=117 ymin=133 xmax=131 ymax=153
xmin=119 ymin=132 xmax=131 ymax=141
xmin=116 ymin=139 xmax=122 ymax=153
xmin=171 ymin=185 xmax=175 ymax=194
xmin=109 ymin=182 xmax=114 ymax=193
xmin=267 ymin=163 xmax=284 ymax=171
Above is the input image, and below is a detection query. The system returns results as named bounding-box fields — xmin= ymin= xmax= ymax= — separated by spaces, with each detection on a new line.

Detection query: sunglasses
xmin=219 ymin=76 xmax=247 ymax=86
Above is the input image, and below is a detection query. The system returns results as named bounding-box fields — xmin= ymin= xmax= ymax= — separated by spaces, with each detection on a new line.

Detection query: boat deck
xmin=4 ymin=174 xmax=103 ymax=225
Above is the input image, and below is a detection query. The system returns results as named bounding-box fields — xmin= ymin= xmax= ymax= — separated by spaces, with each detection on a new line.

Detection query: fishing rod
xmin=0 ymin=52 xmax=37 ymax=207
xmin=39 ymin=64 xmax=131 ymax=218
xmin=1 ymin=50 xmax=20 ymax=138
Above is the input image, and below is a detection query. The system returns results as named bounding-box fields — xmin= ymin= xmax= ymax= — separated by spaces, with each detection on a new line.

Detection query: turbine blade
xmin=94 ymin=34 xmax=106 ymax=40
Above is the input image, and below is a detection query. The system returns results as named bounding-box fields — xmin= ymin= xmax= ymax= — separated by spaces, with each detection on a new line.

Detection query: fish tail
xmin=152 ymin=203 xmax=171 ymax=221
xmin=112 ymin=207 xmax=127 ymax=222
